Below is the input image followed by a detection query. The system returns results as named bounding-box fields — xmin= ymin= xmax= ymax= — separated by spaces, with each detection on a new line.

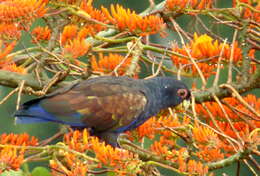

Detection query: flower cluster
xmin=56 ymin=129 xmax=142 ymax=175
xmin=78 ymin=0 xmax=109 ymax=35
xmin=196 ymin=94 xmax=260 ymax=154
xmin=102 ymin=4 xmax=165 ymax=36
xmin=166 ymin=0 xmax=213 ymax=12
xmin=60 ymin=25 xmax=91 ymax=62
xmin=63 ymin=38 xmax=91 ymax=59
xmin=0 ymin=0 xmax=47 ymax=73
xmin=184 ymin=160 xmax=209 ymax=176
xmin=0 ymin=0 xmax=47 ymax=31
xmin=130 ymin=115 xmax=208 ymax=172
xmin=0 ymin=23 xmax=21 ymax=40
xmin=91 ymin=53 xmax=138 ymax=76
xmin=193 ymin=125 xmax=224 ymax=162
xmin=0 ymin=133 xmax=38 ymax=173
xmin=233 ymin=0 xmax=260 ymax=23
xmin=171 ymin=33 xmax=256 ymax=78
xmin=150 ymin=139 xmax=209 ymax=175
xmin=0 ymin=133 xmax=38 ymax=147
xmin=60 ymin=1 xmax=165 ymax=38
xmin=0 ymin=41 xmax=26 ymax=74
xmin=50 ymin=153 xmax=88 ymax=176
xmin=31 ymin=26 xmax=51 ymax=42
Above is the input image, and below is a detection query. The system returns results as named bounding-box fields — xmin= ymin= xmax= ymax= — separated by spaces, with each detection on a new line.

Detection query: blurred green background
xmin=0 ymin=0 xmax=258 ymax=175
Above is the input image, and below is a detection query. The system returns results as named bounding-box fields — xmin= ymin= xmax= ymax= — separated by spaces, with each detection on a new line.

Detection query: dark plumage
xmin=15 ymin=76 xmax=190 ymax=146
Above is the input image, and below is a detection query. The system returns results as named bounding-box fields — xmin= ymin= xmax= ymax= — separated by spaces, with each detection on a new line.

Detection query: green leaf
xmin=31 ymin=167 xmax=51 ymax=176
xmin=1 ymin=170 xmax=25 ymax=176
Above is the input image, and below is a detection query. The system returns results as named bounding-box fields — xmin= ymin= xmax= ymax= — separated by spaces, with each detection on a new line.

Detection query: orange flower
xmin=233 ymin=0 xmax=260 ymax=23
xmin=79 ymin=0 xmax=108 ymax=35
xmin=192 ymin=125 xmax=225 ymax=162
xmin=166 ymin=0 xmax=213 ymax=11
xmin=0 ymin=0 xmax=47 ymax=30
xmin=1 ymin=63 xmax=26 ymax=74
xmin=0 ymin=133 xmax=38 ymax=146
xmin=0 ymin=147 xmax=24 ymax=173
xmin=64 ymin=130 xmax=141 ymax=175
xmin=196 ymin=148 xmax=224 ymax=162
xmin=31 ymin=26 xmax=51 ymax=42
xmin=187 ymin=160 xmax=208 ymax=176
xmin=91 ymin=137 xmax=141 ymax=175
xmin=50 ymin=154 xmax=88 ymax=176
xmin=0 ymin=41 xmax=16 ymax=62
xmin=196 ymin=94 xmax=260 ymax=122
xmin=59 ymin=1 xmax=108 ymax=40
xmin=64 ymin=129 xmax=90 ymax=152
xmin=63 ymin=38 xmax=91 ymax=59
xmin=63 ymin=129 xmax=141 ymax=176
xmin=91 ymin=53 xmax=137 ymax=76
xmin=193 ymin=125 xmax=219 ymax=146
xmin=136 ymin=116 xmax=157 ymax=139
xmin=61 ymin=25 xmax=78 ymax=45
xmin=135 ymin=115 xmax=190 ymax=140
xmin=171 ymin=33 xmax=244 ymax=78
xmin=0 ymin=41 xmax=26 ymax=74
xmin=196 ymin=94 xmax=259 ymax=155
xmin=150 ymin=137 xmax=170 ymax=156
xmin=0 ymin=133 xmax=38 ymax=173
xmin=0 ymin=23 xmax=21 ymax=40
xmin=101 ymin=4 xmax=165 ymax=36
xmin=248 ymin=49 xmax=256 ymax=73
xmin=54 ymin=0 xmax=77 ymax=5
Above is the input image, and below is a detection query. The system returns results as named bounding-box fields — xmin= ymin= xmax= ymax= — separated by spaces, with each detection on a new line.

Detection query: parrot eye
xmin=177 ymin=89 xmax=188 ymax=99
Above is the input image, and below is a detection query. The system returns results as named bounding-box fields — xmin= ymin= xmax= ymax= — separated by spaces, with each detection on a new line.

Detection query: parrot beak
xmin=175 ymin=99 xmax=190 ymax=111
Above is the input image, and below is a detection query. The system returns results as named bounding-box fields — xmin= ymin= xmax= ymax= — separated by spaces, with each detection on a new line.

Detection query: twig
xmin=248 ymin=155 xmax=260 ymax=171
xmin=169 ymin=17 xmax=192 ymax=41
xmin=191 ymin=93 xmax=198 ymax=121
xmin=222 ymin=101 xmax=258 ymax=125
xmin=39 ymin=130 xmax=66 ymax=146
xmin=212 ymin=94 xmax=243 ymax=146
xmin=243 ymin=159 xmax=258 ymax=176
xmin=228 ymin=30 xmax=238 ymax=83
xmin=145 ymin=56 xmax=164 ymax=79
xmin=16 ymin=80 xmax=25 ymax=110
xmin=171 ymin=17 xmax=207 ymax=88
xmin=125 ymin=37 xmax=143 ymax=76
xmin=185 ymin=111 xmax=240 ymax=148
xmin=200 ymin=103 xmax=239 ymax=150
xmin=113 ymin=38 xmax=142 ymax=76
xmin=195 ymin=16 xmax=225 ymax=42
xmin=0 ymin=87 xmax=19 ymax=105
xmin=193 ymin=63 xmax=260 ymax=102
xmin=213 ymin=39 xmax=227 ymax=86
xmin=220 ymin=84 xmax=260 ymax=118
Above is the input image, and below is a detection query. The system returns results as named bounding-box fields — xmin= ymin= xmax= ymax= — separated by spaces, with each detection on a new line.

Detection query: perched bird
xmin=15 ymin=76 xmax=190 ymax=146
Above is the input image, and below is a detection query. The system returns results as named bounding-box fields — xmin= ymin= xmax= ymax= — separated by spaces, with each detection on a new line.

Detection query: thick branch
xmin=0 ymin=70 xmax=67 ymax=92
xmin=194 ymin=65 xmax=260 ymax=103
xmin=207 ymin=149 xmax=250 ymax=170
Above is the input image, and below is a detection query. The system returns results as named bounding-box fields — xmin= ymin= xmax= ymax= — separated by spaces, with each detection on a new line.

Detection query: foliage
xmin=0 ymin=0 xmax=259 ymax=175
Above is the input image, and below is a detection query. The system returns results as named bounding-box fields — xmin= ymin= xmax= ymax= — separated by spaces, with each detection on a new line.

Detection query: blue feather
xmin=15 ymin=103 xmax=85 ymax=127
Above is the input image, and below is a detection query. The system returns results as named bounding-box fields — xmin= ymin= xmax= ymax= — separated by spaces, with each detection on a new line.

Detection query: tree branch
xmin=193 ymin=65 xmax=260 ymax=103
xmin=207 ymin=149 xmax=250 ymax=170
xmin=0 ymin=70 xmax=68 ymax=92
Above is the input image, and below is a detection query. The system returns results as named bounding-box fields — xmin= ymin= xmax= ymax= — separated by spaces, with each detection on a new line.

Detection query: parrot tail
xmin=14 ymin=98 xmax=86 ymax=127
xmin=14 ymin=98 xmax=55 ymax=124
